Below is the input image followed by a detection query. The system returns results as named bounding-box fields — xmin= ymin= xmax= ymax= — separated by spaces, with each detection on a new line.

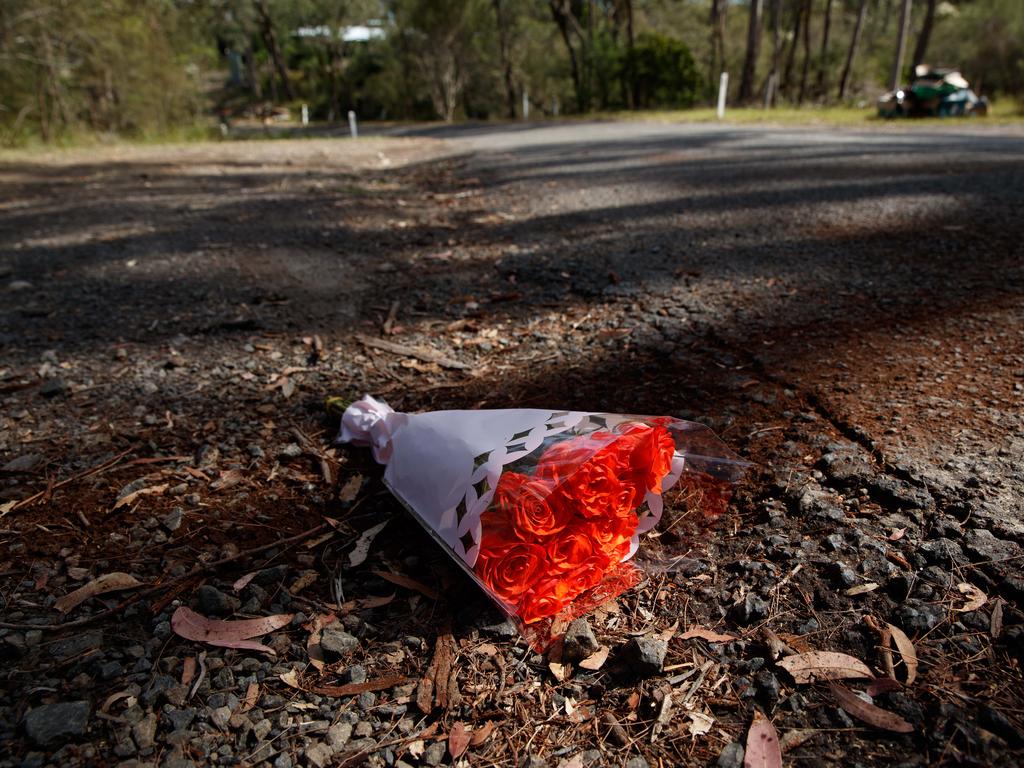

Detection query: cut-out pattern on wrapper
xmin=338 ymin=396 xmax=749 ymax=649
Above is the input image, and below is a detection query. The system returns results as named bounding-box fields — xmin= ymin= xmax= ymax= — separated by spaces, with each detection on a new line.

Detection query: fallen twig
xmin=355 ymin=333 xmax=469 ymax=370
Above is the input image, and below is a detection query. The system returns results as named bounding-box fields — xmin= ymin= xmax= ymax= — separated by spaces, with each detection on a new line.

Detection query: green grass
xmin=596 ymin=97 xmax=1024 ymax=128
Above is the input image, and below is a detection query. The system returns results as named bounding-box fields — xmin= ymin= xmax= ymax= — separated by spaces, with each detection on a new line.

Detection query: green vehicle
xmin=878 ymin=65 xmax=988 ymax=118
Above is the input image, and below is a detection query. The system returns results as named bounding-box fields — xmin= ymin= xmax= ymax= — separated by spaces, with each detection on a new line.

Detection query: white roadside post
xmin=301 ymin=104 xmax=309 ymax=125
xmin=522 ymin=90 xmax=529 ymax=120
xmin=717 ymin=72 xmax=729 ymax=119
xmin=348 ymin=110 xmax=358 ymax=138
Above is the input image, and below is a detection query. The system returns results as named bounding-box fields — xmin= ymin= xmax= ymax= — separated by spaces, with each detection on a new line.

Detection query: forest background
xmin=1 ymin=0 xmax=1022 ymax=145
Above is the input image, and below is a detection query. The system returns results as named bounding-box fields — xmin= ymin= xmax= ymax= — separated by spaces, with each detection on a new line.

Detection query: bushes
xmin=625 ymin=33 xmax=699 ymax=110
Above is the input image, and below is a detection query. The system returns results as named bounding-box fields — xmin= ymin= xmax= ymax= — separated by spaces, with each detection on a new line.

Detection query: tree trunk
xmin=816 ymin=0 xmax=834 ymax=97
xmin=549 ymin=1 xmax=585 ymax=112
xmin=623 ymin=0 xmax=636 ymax=108
xmin=738 ymin=0 xmax=764 ymax=102
xmin=838 ymin=0 xmax=869 ymax=100
xmin=244 ymin=44 xmax=263 ymax=101
xmin=765 ymin=0 xmax=778 ymax=107
xmin=708 ymin=0 xmax=728 ymax=101
xmin=782 ymin=0 xmax=803 ymax=96
xmin=492 ymin=0 xmax=517 ymax=118
xmin=911 ymin=0 xmax=936 ymax=69
xmin=255 ymin=0 xmax=295 ymax=102
xmin=797 ymin=0 xmax=812 ymax=104
xmin=890 ymin=0 xmax=912 ymax=92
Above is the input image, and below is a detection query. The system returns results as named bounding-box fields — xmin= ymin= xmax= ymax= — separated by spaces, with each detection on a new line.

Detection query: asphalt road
xmin=395 ymin=120 xmax=1024 ymax=538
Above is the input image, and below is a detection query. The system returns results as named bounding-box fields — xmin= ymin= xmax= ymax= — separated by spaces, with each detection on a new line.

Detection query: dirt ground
xmin=1 ymin=126 xmax=1022 ymax=768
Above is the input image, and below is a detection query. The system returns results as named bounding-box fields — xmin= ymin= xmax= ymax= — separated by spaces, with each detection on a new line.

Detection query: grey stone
xmin=279 ymin=443 xmax=303 ymax=459
xmin=113 ymin=737 xmax=137 ymax=757
xmin=165 ymin=708 xmax=195 ymax=732
xmin=327 ymin=722 xmax=352 ymax=750
xmin=196 ymin=585 xmax=239 ymax=616
xmin=273 ymin=754 xmax=293 ymax=768
xmin=519 ymin=756 xmax=548 ymax=768
xmin=625 ymin=759 xmax=649 ymax=768
xmin=320 ymin=628 xmax=360 ymax=656
xmin=730 ymin=593 xmax=769 ymax=625
xmin=132 ymin=713 xmax=158 ymax=750
xmin=209 ymin=706 xmax=232 ymax=730
xmin=423 ymin=741 xmax=446 ymax=766
xmin=39 ymin=377 xmax=68 ymax=397
xmin=354 ymin=721 xmax=373 ymax=738
xmin=23 ymin=701 xmax=90 ymax=747
xmin=162 ymin=508 xmax=184 ymax=532
xmin=624 ymin=636 xmax=667 ymax=677
xmin=562 ymin=619 xmax=599 ymax=664
xmin=716 ymin=741 xmax=745 ymax=768
xmin=306 ymin=743 xmax=333 ymax=768
xmin=357 ymin=692 xmax=376 ymax=710
xmin=346 ymin=664 xmax=367 ymax=684
xmin=830 ymin=562 xmax=858 ymax=588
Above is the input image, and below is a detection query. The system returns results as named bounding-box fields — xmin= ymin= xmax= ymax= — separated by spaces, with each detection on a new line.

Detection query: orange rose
xmin=486 ymin=472 xmax=569 ymax=540
xmin=475 ymin=542 xmax=546 ymax=601
xmin=584 ymin=510 xmax=638 ymax=562
xmin=613 ymin=424 xmax=675 ymax=496
xmin=561 ymin=556 xmax=607 ymax=596
xmin=547 ymin=455 xmax=636 ymax=520
xmin=519 ymin=577 xmax=571 ymax=624
xmin=535 ymin=432 xmax=618 ymax=486
xmin=546 ymin=526 xmax=594 ymax=572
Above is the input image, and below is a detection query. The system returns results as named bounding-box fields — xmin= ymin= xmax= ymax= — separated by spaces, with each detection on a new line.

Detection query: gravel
xmin=23 ymin=701 xmax=90 ymax=747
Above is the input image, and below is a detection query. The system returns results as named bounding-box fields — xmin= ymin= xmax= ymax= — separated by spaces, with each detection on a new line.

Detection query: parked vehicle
xmin=878 ymin=65 xmax=988 ymax=118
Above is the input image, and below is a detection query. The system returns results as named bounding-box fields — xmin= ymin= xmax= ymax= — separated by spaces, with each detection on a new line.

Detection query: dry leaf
xmin=289 ymin=570 xmax=317 ymax=595
xmin=778 ymin=651 xmax=873 ymax=684
xmin=100 ymin=690 xmax=135 ymax=713
xmin=171 ymin=607 xmax=292 ymax=654
xmin=313 ymin=675 xmax=410 ymax=697
xmin=991 ymin=598 xmax=1004 ymax=639
xmin=371 ymin=569 xmax=439 ymax=600
xmin=181 ymin=656 xmax=197 ymax=687
xmin=210 ymin=469 xmax=244 ymax=492
xmin=744 ymin=710 xmax=782 ymax=768
xmin=888 ymin=527 xmax=907 ymax=541
xmin=778 ymin=729 xmax=816 ymax=753
xmin=955 ymin=582 xmax=987 ymax=612
xmin=280 ymin=669 xmax=303 ymax=689
xmin=241 ymin=682 xmax=260 ymax=712
xmin=867 ymin=676 xmax=903 ymax=697
xmin=0 ymin=500 xmax=19 ymax=518
xmin=844 ymin=582 xmax=880 ymax=596
xmin=406 ymin=740 xmax=426 ymax=759
xmin=475 ymin=643 xmax=498 ymax=656
xmin=688 ymin=711 xmax=715 ymax=737
xmin=828 ymin=683 xmax=914 ymax=733
xmin=548 ymin=662 xmax=569 ymax=681
xmin=651 ymin=692 xmax=673 ymax=743
xmin=680 ymin=627 xmax=737 ymax=643
xmin=469 ymin=721 xmax=495 ymax=746
xmin=578 ymin=646 xmax=609 ymax=670
xmin=349 ymin=522 xmax=389 ymax=567
xmin=886 ymin=624 xmax=918 ymax=685
xmin=54 ymin=572 xmax=143 ymax=613
xmin=113 ymin=483 xmax=168 ymax=510
xmin=233 ymin=572 xmax=258 ymax=592
xmin=448 ymin=722 xmax=471 ymax=759
xmin=339 ymin=475 xmax=363 ymax=503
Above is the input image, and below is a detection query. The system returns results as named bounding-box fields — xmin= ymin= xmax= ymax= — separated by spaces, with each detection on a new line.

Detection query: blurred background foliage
xmin=1 ymin=0 xmax=1021 ymax=144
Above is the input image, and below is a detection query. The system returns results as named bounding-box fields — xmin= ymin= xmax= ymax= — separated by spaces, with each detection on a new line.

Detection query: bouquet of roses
xmin=339 ymin=396 xmax=748 ymax=647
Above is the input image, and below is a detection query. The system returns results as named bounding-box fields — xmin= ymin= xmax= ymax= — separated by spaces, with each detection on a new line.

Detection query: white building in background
xmin=294 ymin=21 xmax=387 ymax=42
